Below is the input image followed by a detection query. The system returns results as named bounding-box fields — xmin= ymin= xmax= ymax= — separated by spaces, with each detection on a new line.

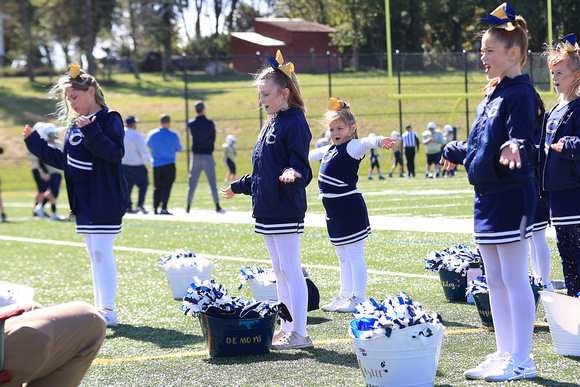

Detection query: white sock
xmin=263 ymin=234 xmax=308 ymax=337
xmin=84 ymin=234 xmax=118 ymax=311
xmin=335 ymin=240 xmax=367 ymax=299
xmin=529 ymin=229 xmax=551 ymax=286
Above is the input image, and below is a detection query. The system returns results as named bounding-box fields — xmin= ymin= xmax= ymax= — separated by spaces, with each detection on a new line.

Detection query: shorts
xmin=32 ymin=169 xmax=48 ymax=193
xmin=46 ymin=174 xmax=62 ymax=198
xmin=393 ymin=151 xmax=403 ymax=166
xmin=473 ymin=181 xmax=536 ymax=245
xmin=226 ymin=158 xmax=236 ymax=174
xmin=426 ymin=152 xmax=441 ymax=165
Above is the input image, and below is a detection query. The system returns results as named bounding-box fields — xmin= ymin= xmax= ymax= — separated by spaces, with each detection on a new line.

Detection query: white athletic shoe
xmin=321 ymin=295 xmax=349 ymax=312
xmin=335 ymin=296 xmax=365 ymax=313
xmin=484 ymin=354 xmax=538 ymax=382
xmin=99 ymin=309 xmax=118 ymax=327
xmin=463 ymin=352 xmax=506 ymax=380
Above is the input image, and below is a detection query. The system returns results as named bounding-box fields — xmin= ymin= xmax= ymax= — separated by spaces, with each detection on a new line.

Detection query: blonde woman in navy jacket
xmin=441 ymin=4 xmax=539 ymax=382
xmin=539 ymin=33 xmax=580 ymax=297
xmin=24 ymin=65 xmax=127 ymax=327
xmin=222 ymin=51 xmax=313 ymax=349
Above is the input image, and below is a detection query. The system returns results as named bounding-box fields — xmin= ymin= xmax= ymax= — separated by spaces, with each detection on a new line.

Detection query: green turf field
xmin=1 ymin=173 xmax=579 ymax=386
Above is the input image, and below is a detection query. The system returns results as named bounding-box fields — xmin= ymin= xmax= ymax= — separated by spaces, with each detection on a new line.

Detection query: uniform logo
xmin=68 ymin=132 xmax=84 ymax=146
xmin=487 ymin=106 xmax=499 ymax=118
xmin=321 ymin=147 xmax=338 ymax=163
xmin=266 ymin=133 xmax=276 ymax=144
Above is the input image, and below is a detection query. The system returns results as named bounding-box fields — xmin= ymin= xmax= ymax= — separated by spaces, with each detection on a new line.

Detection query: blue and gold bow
xmin=68 ymin=64 xmax=81 ymax=79
xmin=480 ymin=3 xmax=516 ymax=31
xmin=561 ymin=33 xmax=579 ymax=53
xmin=267 ymin=50 xmax=294 ymax=78
xmin=327 ymin=97 xmax=349 ymax=111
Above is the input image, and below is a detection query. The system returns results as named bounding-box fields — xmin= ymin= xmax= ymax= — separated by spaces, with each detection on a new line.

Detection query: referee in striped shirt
xmin=402 ymin=124 xmax=420 ymax=178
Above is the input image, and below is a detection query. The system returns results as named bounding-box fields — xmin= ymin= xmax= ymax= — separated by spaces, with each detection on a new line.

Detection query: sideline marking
xmin=0 ymin=235 xmax=438 ymax=280
xmin=92 ymin=324 xmax=548 ymax=365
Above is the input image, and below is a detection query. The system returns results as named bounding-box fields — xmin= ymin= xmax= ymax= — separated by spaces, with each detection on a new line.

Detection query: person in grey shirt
xmin=122 ymin=115 xmax=150 ymax=214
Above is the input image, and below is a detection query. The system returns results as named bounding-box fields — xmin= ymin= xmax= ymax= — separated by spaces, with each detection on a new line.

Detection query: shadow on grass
xmin=203 ymin=346 xmax=359 ymax=368
xmin=529 ymin=378 xmax=580 ymax=386
xmin=107 ymin=324 xmax=205 ymax=348
xmin=307 ymin=316 xmax=331 ymax=325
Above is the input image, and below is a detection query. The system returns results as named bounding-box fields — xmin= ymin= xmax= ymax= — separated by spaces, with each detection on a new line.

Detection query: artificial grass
xmin=1 ymin=174 xmax=578 ymax=386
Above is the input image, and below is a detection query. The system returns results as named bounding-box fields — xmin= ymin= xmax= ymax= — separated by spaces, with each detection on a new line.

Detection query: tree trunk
xmin=19 ymin=0 xmax=34 ymax=81
xmin=128 ymin=0 xmax=141 ymax=80
xmin=226 ymin=0 xmax=239 ymax=31
xmin=195 ymin=0 xmax=203 ymax=38
xmin=214 ymin=0 xmax=222 ymax=36
xmin=85 ymin=0 xmax=95 ymax=75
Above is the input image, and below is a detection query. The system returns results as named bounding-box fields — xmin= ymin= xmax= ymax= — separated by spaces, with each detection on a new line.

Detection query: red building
xmin=230 ymin=18 xmax=339 ymax=74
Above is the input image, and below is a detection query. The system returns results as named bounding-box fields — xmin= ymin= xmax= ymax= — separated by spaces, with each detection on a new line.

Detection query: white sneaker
xmin=98 ymin=309 xmax=118 ymax=327
xmin=35 ymin=206 xmax=47 ymax=218
xmin=51 ymin=212 xmax=64 ymax=221
xmin=271 ymin=331 xmax=313 ymax=350
xmin=335 ymin=296 xmax=365 ymax=313
xmin=321 ymin=295 xmax=349 ymax=312
xmin=272 ymin=330 xmax=287 ymax=343
xmin=463 ymin=352 xmax=506 ymax=380
xmin=484 ymin=354 xmax=537 ymax=382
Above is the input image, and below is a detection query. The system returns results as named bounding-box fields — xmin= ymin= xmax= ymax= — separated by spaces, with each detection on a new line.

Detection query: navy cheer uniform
xmin=231 ymin=107 xmax=312 ymax=234
xmin=443 ymin=75 xmax=539 ymax=245
xmin=25 ymin=107 xmax=128 ymax=234
xmin=310 ymin=136 xmax=384 ymax=246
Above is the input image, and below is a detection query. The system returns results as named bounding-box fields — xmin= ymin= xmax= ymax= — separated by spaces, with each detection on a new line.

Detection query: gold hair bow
xmin=562 ymin=33 xmax=579 ymax=53
xmin=267 ymin=50 xmax=295 ymax=78
xmin=480 ymin=2 xmax=516 ymax=31
xmin=327 ymin=97 xmax=349 ymax=111
xmin=68 ymin=64 xmax=81 ymax=79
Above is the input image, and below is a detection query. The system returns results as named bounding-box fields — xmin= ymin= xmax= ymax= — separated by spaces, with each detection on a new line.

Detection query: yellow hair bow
xmin=561 ymin=33 xmax=578 ymax=53
xmin=327 ymin=97 xmax=349 ymax=111
xmin=68 ymin=64 xmax=81 ymax=79
xmin=267 ymin=50 xmax=295 ymax=78
xmin=480 ymin=2 xmax=516 ymax=31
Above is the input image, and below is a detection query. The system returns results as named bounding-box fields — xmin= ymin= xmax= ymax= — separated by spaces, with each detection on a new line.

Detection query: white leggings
xmin=479 ymin=219 xmax=535 ymax=359
xmin=263 ymin=234 xmax=308 ymax=337
xmin=84 ymin=234 xmax=117 ymax=311
xmin=334 ymin=240 xmax=367 ymax=299
xmin=529 ymin=228 xmax=551 ymax=286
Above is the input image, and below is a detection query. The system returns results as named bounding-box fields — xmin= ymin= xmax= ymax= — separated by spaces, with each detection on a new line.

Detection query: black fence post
xmin=327 ymin=51 xmax=332 ymax=99
xmin=183 ymin=52 xmax=190 ymax=170
xmin=256 ymin=51 xmax=262 ymax=129
xmin=464 ymin=50 xmax=470 ymax=137
xmin=528 ymin=50 xmax=533 ymax=84
xmin=396 ymin=50 xmax=402 ymax=133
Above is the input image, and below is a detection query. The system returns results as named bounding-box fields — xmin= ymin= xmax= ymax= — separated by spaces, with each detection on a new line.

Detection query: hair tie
xmin=479 ymin=2 xmax=516 ymax=31
xmin=267 ymin=50 xmax=294 ymax=78
xmin=68 ymin=64 xmax=81 ymax=79
xmin=327 ymin=97 xmax=349 ymax=111
xmin=561 ymin=33 xmax=579 ymax=53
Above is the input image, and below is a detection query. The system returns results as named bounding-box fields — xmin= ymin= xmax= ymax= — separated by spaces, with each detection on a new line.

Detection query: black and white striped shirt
xmin=402 ymin=130 xmax=419 ymax=148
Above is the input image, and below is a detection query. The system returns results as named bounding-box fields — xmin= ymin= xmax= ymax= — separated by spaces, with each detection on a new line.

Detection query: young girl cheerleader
xmin=441 ymin=3 xmax=539 ymax=381
xmin=539 ymin=33 xmax=580 ymax=297
xmin=221 ymin=51 xmax=313 ymax=349
xmin=24 ymin=65 xmax=128 ymax=327
xmin=309 ymin=98 xmax=394 ymax=313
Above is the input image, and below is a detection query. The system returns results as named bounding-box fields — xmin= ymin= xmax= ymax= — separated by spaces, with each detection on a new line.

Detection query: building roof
xmin=255 ymin=18 xmax=336 ymax=33
xmin=230 ymin=32 xmax=286 ymax=47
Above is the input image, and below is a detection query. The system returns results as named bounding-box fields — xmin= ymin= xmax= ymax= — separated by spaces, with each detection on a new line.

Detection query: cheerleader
xmin=24 ymin=64 xmax=128 ymax=327
xmin=309 ymin=98 xmax=394 ymax=313
xmin=539 ymin=33 xmax=580 ymax=297
xmin=221 ymin=51 xmax=313 ymax=349
xmin=441 ymin=3 xmax=539 ymax=381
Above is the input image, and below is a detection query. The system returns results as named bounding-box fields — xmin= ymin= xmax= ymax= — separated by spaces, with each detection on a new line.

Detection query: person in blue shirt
xmin=441 ymin=3 xmax=539 ymax=382
xmin=539 ymin=33 xmax=580 ymax=297
xmin=221 ymin=50 xmax=313 ymax=350
xmin=24 ymin=64 xmax=128 ymax=327
xmin=146 ymin=114 xmax=182 ymax=215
